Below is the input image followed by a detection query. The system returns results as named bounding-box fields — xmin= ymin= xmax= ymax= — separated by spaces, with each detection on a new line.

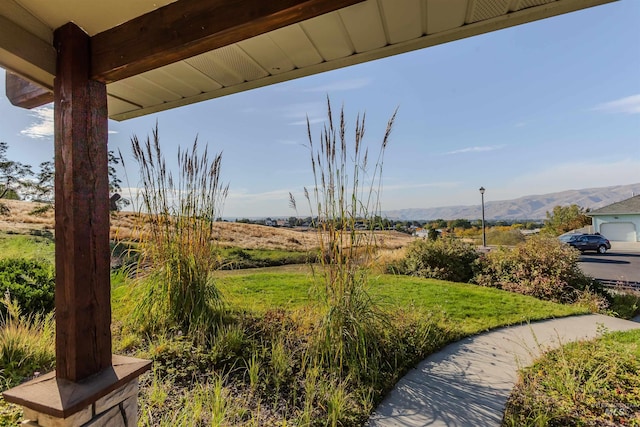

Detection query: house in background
xmin=589 ymin=195 xmax=640 ymax=246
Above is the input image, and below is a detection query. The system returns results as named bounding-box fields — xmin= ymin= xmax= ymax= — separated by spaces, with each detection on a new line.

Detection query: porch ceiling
xmin=0 ymin=0 xmax=617 ymax=121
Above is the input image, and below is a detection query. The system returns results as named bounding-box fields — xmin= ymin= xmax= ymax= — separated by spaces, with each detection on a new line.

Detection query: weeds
xmin=503 ymin=329 xmax=640 ymax=426
xmin=0 ymin=295 xmax=54 ymax=388
xmin=245 ymin=352 xmax=261 ymax=394
xmin=608 ymin=290 xmax=640 ymax=319
xmin=269 ymin=336 xmax=291 ymax=395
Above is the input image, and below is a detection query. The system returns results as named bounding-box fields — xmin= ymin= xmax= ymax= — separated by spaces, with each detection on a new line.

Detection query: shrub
xmin=395 ymin=238 xmax=479 ymax=283
xmin=485 ymin=228 xmax=525 ymax=246
xmin=473 ymin=236 xmax=606 ymax=305
xmin=608 ymin=291 xmax=640 ymax=319
xmin=0 ymin=258 xmax=55 ymax=316
xmin=28 ymin=204 xmax=53 ymax=217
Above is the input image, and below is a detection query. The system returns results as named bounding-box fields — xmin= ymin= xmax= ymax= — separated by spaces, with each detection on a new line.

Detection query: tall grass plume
xmin=292 ymin=98 xmax=397 ymax=378
xmin=128 ymin=124 xmax=228 ymax=339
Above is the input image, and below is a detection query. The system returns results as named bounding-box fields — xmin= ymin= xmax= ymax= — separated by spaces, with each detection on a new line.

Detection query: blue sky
xmin=1 ymin=1 xmax=639 ymax=218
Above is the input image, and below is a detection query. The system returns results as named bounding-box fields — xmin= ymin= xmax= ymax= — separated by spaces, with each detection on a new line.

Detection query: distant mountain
xmin=384 ymin=183 xmax=640 ymax=221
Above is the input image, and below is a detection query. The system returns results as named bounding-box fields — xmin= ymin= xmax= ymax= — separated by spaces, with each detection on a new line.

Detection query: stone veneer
xmin=3 ymin=355 xmax=151 ymax=427
xmin=19 ymin=379 xmax=138 ymax=427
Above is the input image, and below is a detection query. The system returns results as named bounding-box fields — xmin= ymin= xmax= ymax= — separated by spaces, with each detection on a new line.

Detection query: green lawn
xmin=219 ymin=247 xmax=314 ymax=269
xmin=0 ymin=232 xmax=54 ymax=263
xmin=217 ymin=270 xmax=588 ymax=334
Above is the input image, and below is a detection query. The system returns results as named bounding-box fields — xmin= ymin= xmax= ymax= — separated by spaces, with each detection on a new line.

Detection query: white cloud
xmin=304 ymin=78 xmax=373 ymax=93
xmin=289 ymin=117 xmax=326 ymax=126
xmin=593 ymin=94 xmax=640 ymax=115
xmin=443 ymin=145 xmax=504 ymax=155
xmin=279 ymin=101 xmax=328 ymax=126
xmin=20 ymin=107 xmax=119 ymax=138
xmin=277 ymin=139 xmax=303 ymax=146
xmin=21 ymin=106 xmax=54 ymax=139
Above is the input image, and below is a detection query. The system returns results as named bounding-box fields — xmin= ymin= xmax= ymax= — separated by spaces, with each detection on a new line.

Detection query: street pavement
xmin=578 ymin=251 xmax=640 ymax=283
xmin=367 ymin=315 xmax=640 ymax=427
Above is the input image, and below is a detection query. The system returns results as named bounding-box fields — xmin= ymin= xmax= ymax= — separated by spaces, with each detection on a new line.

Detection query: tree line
xmin=0 ymin=141 xmax=125 ymax=208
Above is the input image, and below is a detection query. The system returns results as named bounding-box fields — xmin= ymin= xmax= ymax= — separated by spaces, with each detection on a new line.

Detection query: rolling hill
xmin=384 ymin=183 xmax=640 ymax=221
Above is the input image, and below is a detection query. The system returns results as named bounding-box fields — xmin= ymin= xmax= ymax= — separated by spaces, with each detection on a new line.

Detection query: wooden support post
xmin=53 ymin=22 xmax=111 ymax=382
xmin=3 ymin=21 xmax=149 ymax=425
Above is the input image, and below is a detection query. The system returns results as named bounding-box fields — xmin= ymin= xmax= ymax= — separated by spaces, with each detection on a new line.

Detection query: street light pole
xmin=479 ymin=187 xmax=486 ymax=248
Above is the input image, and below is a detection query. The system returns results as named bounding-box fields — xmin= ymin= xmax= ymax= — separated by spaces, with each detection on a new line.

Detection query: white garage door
xmin=600 ymin=222 xmax=637 ymax=242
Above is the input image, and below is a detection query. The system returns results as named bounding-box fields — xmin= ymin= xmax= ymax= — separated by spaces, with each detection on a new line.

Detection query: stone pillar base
xmin=3 ymin=355 xmax=151 ymax=427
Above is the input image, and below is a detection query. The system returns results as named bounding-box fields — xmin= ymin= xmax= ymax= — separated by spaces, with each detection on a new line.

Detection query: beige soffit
xmin=0 ymin=0 xmax=618 ymax=121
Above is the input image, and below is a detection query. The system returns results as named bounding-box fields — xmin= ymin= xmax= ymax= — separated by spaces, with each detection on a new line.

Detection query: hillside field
xmin=0 ymin=199 xmax=413 ymax=251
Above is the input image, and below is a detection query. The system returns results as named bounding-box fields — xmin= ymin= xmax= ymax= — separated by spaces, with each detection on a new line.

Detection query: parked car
xmin=563 ymin=234 xmax=611 ymax=254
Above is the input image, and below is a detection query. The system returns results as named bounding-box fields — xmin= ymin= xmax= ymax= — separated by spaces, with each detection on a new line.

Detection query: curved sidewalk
xmin=367 ymin=314 xmax=640 ymax=427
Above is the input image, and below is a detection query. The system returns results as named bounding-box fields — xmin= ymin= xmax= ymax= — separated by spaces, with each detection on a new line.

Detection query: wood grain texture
xmin=5 ymin=72 xmax=53 ymax=109
xmin=53 ymin=22 xmax=112 ymax=382
xmin=91 ymin=0 xmax=364 ymax=83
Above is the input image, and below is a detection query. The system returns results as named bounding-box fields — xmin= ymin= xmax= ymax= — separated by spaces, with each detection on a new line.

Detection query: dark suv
xmin=564 ymin=234 xmax=611 ymax=254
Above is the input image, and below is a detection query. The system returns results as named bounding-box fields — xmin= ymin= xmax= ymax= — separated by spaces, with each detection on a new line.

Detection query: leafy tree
xmin=543 ymin=204 xmax=591 ymax=235
xmin=107 ymin=150 xmax=122 ymax=193
xmin=0 ymin=188 xmax=20 ymax=200
xmin=29 ymin=151 xmax=128 ymax=208
xmin=0 ymin=142 xmax=33 ymax=200
xmin=33 ymin=161 xmax=54 ymax=202
xmin=448 ymin=218 xmax=472 ymax=229
xmin=107 ymin=151 xmax=129 ymax=210
xmin=430 ymin=219 xmax=447 ymax=229
xmin=427 ymin=227 xmax=439 ymax=241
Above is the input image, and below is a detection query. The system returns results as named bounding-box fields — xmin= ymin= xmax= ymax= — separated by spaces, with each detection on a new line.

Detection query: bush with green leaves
xmin=395 ymin=238 xmax=479 ymax=283
xmin=0 ymin=258 xmax=55 ymax=316
xmin=484 ymin=228 xmax=525 ymax=246
xmin=473 ymin=236 xmax=607 ymax=305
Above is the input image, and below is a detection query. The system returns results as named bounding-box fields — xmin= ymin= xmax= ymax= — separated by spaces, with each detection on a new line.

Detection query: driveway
xmin=578 ymin=251 xmax=640 ymax=283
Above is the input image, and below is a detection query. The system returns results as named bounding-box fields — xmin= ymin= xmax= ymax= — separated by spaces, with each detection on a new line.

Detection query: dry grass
xmin=0 ymin=200 xmax=54 ymax=233
xmin=0 ymin=200 xmax=413 ymax=251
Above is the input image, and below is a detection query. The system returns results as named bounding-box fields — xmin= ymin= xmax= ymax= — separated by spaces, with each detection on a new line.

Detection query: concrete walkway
xmin=367 ymin=314 xmax=640 ymax=427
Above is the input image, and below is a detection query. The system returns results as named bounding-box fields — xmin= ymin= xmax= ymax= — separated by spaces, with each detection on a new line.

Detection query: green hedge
xmin=393 ymin=239 xmax=479 ymax=283
xmin=0 ymin=258 xmax=55 ymax=316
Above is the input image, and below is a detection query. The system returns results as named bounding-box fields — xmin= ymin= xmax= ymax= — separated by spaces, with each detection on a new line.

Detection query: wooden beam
xmin=5 ymin=73 xmax=53 ymax=109
xmin=90 ymin=0 xmax=364 ymax=83
xmin=54 ymin=22 xmax=112 ymax=382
